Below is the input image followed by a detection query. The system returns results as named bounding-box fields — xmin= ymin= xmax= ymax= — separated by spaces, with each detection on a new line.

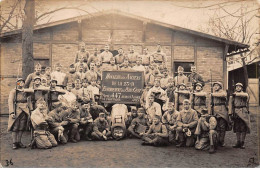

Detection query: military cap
xmin=213 ymin=82 xmax=223 ymax=88
xmin=201 ymin=108 xmax=208 ymax=114
xmin=33 ymin=76 xmax=41 ymax=81
xmin=99 ymin=112 xmax=105 ymax=117
xmin=183 ymin=99 xmax=190 ymax=104
xmin=235 ymin=82 xmax=243 ymax=87
xmin=55 ymin=63 xmax=62 ymax=67
xmin=196 ymin=82 xmax=203 ymax=87
xmin=16 ymin=78 xmax=25 ymax=83
xmin=179 ymin=83 xmax=186 ymax=88
xmin=137 ymin=107 xmax=145 ymax=113
xmin=69 ymin=64 xmax=75 ymax=68
xmin=130 ymin=106 xmax=137 ymax=111
xmin=50 ymin=78 xmax=58 ymax=84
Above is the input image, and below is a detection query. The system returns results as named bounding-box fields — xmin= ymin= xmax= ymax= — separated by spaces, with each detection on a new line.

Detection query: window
xmin=174 ymin=62 xmax=194 ymax=77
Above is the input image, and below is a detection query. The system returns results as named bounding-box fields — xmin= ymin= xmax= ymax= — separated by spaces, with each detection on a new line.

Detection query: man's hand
xmin=11 ymin=113 xmax=16 ymax=119
xmin=61 ymin=121 xmax=69 ymax=126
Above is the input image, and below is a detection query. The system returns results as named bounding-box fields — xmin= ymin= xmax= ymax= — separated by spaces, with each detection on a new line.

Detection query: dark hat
xmin=16 ymin=78 xmax=25 ymax=83
xmin=137 ymin=107 xmax=145 ymax=113
xmin=213 ymin=81 xmax=223 ymax=88
xmin=99 ymin=112 xmax=105 ymax=117
xmin=33 ymin=76 xmax=41 ymax=81
xmin=196 ymin=82 xmax=203 ymax=87
xmin=50 ymin=79 xmax=58 ymax=84
xmin=179 ymin=83 xmax=186 ymax=87
xmin=201 ymin=108 xmax=208 ymax=114
xmin=235 ymin=82 xmax=243 ymax=87
xmin=183 ymin=99 xmax=190 ymax=104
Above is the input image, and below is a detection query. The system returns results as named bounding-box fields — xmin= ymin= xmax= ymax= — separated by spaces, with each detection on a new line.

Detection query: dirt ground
xmin=0 ymin=107 xmax=259 ymax=168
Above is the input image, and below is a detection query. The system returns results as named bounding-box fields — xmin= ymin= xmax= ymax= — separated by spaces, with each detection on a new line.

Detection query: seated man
xmin=145 ymin=94 xmax=162 ymax=125
xmin=174 ymin=83 xmax=190 ymax=111
xmin=31 ymin=98 xmax=57 ymax=149
xmin=140 ymin=83 xmax=152 ymax=108
xmin=176 ymin=99 xmax=198 ymax=147
xmin=195 ymin=108 xmax=218 ymax=154
xmin=89 ymin=101 xmax=110 ymax=121
xmin=162 ymin=102 xmax=180 ymax=144
xmin=79 ymin=103 xmax=94 ymax=141
xmin=128 ymin=108 xmax=149 ymax=139
xmin=141 ymin=114 xmax=168 ymax=146
xmin=91 ymin=113 xmax=112 ymax=141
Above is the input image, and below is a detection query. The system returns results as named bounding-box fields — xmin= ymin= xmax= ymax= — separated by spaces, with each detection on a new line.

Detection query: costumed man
xmin=42 ymin=67 xmax=51 ymax=86
xmin=30 ymin=76 xmax=49 ymax=110
xmin=174 ymin=83 xmax=190 ymax=111
xmin=141 ymin=47 xmax=153 ymax=66
xmin=144 ymin=66 xmax=155 ymax=86
xmin=79 ymin=102 xmax=94 ymax=140
xmin=8 ymin=78 xmax=33 ymax=149
xmin=174 ymin=66 xmax=188 ymax=87
xmin=188 ymin=65 xmax=205 ymax=87
xmin=64 ymin=64 xmax=77 ymax=87
xmin=115 ymin=48 xmax=125 ymax=65
xmin=151 ymin=44 xmax=166 ymax=67
xmin=127 ymin=45 xmax=139 ymax=67
xmin=31 ymin=98 xmax=58 ymax=149
xmin=141 ymin=114 xmax=168 ymax=146
xmin=86 ymin=62 xmax=98 ymax=82
xmin=127 ymin=108 xmax=149 ymax=139
xmin=210 ymin=81 xmax=230 ymax=147
xmin=176 ymin=99 xmax=199 ymax=147
xmin=191 ymin=82 xmax=207 ymax=117
xmin=132 ymin=56 xmax=145 ymax=72
xmin=25 ymin=63 xmax=42 ymax=88
xmin=100 ymin=44 xmax=113 ymax=70
xmin=230 ymin=83 xmax=250 ymax=149
xmin=162 ymin=102 xmax=180 ymax=144
xmin=47 ymin=79 xmax=66 ymax=111
xmin=194 ymin=108 xmax=218 ymax=154
xmin=145 ymin=95 xmax=162 ymax=125
xmin=91 ymin=113 xmax=112 ymax=141
xmin=74 ymin=41 xmax=90 ymax=63
xmin=87 ymin=48 xmax=100 ymax=67
xmin=50 ymin=63 xmax=66 ymax=88
xmin=140 ymin=83 xmax=152 ymax=108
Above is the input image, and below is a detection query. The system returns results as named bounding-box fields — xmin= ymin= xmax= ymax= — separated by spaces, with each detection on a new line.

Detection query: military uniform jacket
xmin=188 ymin=73 xmax=205 ymax=86
xmin=162 ymin=111 xmax=180 ymax=128
xmin=177 ymin=108 xmax=198 ymax=129
xmin=8 ymin=88 xmax=33 ymax=131
xmin=174 ymin=75 xmax=188 ymax=86
xmin=211 ymin=90 xmax=229 ymax=122
xmin=141 ymin=53 xmax=152 ymax=65
xmin=93 ymin=118 xmax=109 ymax=136
xmin=31 ymin=108 xmax=49 ymax=130
xmin=25 ymin=72 xmax=42 ymax=88
xmin=115 ymin=54 xmax=125 ymax=65
xmin=48 ymin=109 xmax=67 ymax=128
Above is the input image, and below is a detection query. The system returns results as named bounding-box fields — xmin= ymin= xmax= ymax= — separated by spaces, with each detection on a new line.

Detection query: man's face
xmin=235 ymin=85 xmax=242 ymax=92
xmin=82 ymin=82 xmax=88 ymax=88
xmin=137 ymin=112 xmax=144 ymax=118
xmin=75 ymin=83 xmax=81 ymax=89
xmin=214 ymin=84 xmax=221 ymax=91
xmin=163 ymin=71 xmax=168 ymax=77
xmin=153 ymin=117 xmax=160 ymax=125
xmin=136 ymin=59 xmax=141 ymax=65
xmin=17 ymin=81 xmax=24 ymax=87
xmin=149 ymin=96 xmax=154 ymax=103
xmin=110 ymin=59 xmax=115 ymax=65
xmin=124 ymin=60 xmax=129 ymax=66
xmin=41 ymin=79 xmax=47 ymax=87
xmin=56 ymin=66 xmax=61 ymax=72
xmin=143 ymin=48 xmax=148 ymax=54
xmin=146 ymin=85 xmax=151 ymax=90
xmin=105 ymin=45 xmax=109 ymax=51
xmin=99 ymin=116 xmax=105 ymax=122
xmin=168 ymin=105 xmax=174 ymax=112
xmin=82 ymin=104 xmax=90 ymax=110
xmin=80 ymin=44 xmax=85 ymax=50
xmin=35 ymin=66 xmax=41 ymax=73
xmin=196 ymin=85 xmax=202 ymax=91
xmin=50 ymin=81 xmax=56 ymax=88
xmin=145 ymin=66 xmax=149 ymax=73
xmin=96 ymin=61 xmax=101 ymax=67
xmin=118 ymin=49 xmax=123 ymax=54
xmin=154 ymin=80 xmax=160 ymax=87
xmin=130 ymin=46 xmax=134 ymax=52
xmin=184 ymin=102 xmax=190 ymax=110
xmin=70 ymin=67 xmax=75 ymax=72
xmin=91 ymin=81 xmax=96 ymax=86
xmin=37 ymin=102 xmax=46 ymax=110
xmin=79 ymin=57 xmax=84 ymax=63
xmin=45 ymin=68 xmax=51 ymax=75
xmin=178 ymin=69 xmax=183 ymax=75
xmin=90 ymin=63 xmax=95 ymax=70
xmin=180 ymin=85 xmax=185 ymax=90
xmin=72 ymin=104 xmax=78 ymax=111
xmin=191 ymin=66 xmax=196 ymax=73
xmin=79 ymin=66 xmax=83 ymax=72
xmin=34 ymin=79 xmax=41 ymax=85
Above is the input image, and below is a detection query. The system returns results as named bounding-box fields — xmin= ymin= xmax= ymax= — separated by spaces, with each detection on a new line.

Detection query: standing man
xmin=175 ymin=83 xmax=190 ymax=111
xmin=230 ymin=83 xmax=250 ymax=149
xmin=47 ymin=79 xmax=66 ymax=111
xmin=188 ymin=65 xmax=205 ymax=87
xmin=115 ymin=48 xmax=125 ymax=65
xmin=51 ymin=63 xmax=67 ymax=88
xmin=132 ymin=57 xmax=145 ymax=72
xmin=87 ymin=48 xmax=100 ymax=67
xmin=100 ymin=44 xmax=113 ymax=70
xmin=141 ymin=47 xmax=153 ymax=66
xmin=174 ymin=66 xmax=188 ymax=87
xmin=176 ymin=99 xmax=198 ymax=147
xmin=151 ymin=44 xmax=166 ymax=67
xmin=86 ymin=62 xmax=98 ymax=82
xmin=191 ymin=82 xmax=207 ymax=117
xmin=25 ymin=63 xmax=42 ymax=88
xmin=127 ymin=45 xmax=139 ymax=67
xmin=160 ymin=68 xmax=171 ymax=90
xmin=42 ymin=67 xmax=52 ymax=86
xmin=64 ymin=64 xmax=77 ymax=88
xmin=75 ymin=41 xmax=90 ymax=63
xmin=8 ymin=78 xmax=33 ymax=149
xmin=210 ymin=82 xmax=230 ymax=147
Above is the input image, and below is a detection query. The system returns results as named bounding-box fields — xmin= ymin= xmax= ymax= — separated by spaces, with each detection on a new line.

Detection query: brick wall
xmin=173 ymin=46 xmax=194 ymax=61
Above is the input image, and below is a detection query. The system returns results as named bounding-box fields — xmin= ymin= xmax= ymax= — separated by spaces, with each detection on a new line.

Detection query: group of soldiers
xmin=8 ymin=42 xmax=251 ymax=154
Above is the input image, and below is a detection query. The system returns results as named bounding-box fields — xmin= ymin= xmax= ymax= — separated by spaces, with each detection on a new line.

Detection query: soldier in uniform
xmin=162 ymin=102 xmax=180 ymax=144
xmin=91 ymin=113 xmax=112 ymax=141
xmin=119 ymin=58 xmax=133 ymax=71
xmin=188 ymin=65 xmax=205 ymax=87
xmin=194 ymin=108 xmax=218 ymax=154
xmin=141 ymin=47 xmax=153 ymax=66
xmin=64 ymin=64 xmax=77 ymax=87
xmin=50 ymin=63 xmax=67 ymax=88
xmin=115 ymin=48 xmax=125 ymax=65
xmin=31 ymin=98 xmax=58 ymax=149
xmin=71 ymin=79 xmax=84 ymax=104
xmin=174 ymin=66 xmax=188 ymax=87
xmin=25 ymin=63 xmax=42 ymax=88
xmin=127 ymin=45 xmax=139 ymax=67
xmin=8 ymin=78 xmax=33 ymax=149
xmin=86 ymin=62 xmax=98 ymax=82
xmin=191 ymin=82 xmax=207 ymax=117
xmin=79 ymin=103 xmax=94 ymax=140
xmin=74 ymin=41 xmax=90 ymax=63
xmin=175 ymin=83 xmax=190 ymax=111
xmin=176 ymin=99 xmax=199 ymax=147
xmin=230 ymin=83 xmax=250 ymax=149
xmin=47 ymin=79 xmax=66 ymax=111
xmin=107 ymin=57 xmax=118 ymax=71
xmin=151 ymin=44 xmax=166 ymax=67
xmin=141 ymin=114 xmax=169 ymax=146
xmin=210 ymin=81 xmax=230 ymax=147
xmin=100 ymin=44 xmax=113 ymax=70
xmin=42 ymin=67 xmax=51 ymax=86
xmin=127 ymin=108 xmax=149 ymax=139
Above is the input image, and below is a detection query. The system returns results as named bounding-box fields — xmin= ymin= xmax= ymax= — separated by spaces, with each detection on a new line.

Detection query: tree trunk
xmin=241 ymin=55 xmax=248 ymax=90
xmin=22 ymin=0 xmax=35 ymax=79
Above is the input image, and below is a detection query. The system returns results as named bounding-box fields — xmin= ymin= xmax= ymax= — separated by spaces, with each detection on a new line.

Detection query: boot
xmin=17 ymin=142 xmax=26 ymax=148
xmin=240 ymin=141 xmax=245 ymax=149
xmin=12 ymin=143 xmax=18 ymax=150
xmin=232 ymin=141 xmax=241 ymax=148
xmin=219 ymin=131 xmax=225 ymax=147
xmin=209 ymin=145 xmax=216 ymax=154
xmin=176 ymin=142 xmax=185 ymax=148
xmin=69 ymin=138 xmax=77 ymax=143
